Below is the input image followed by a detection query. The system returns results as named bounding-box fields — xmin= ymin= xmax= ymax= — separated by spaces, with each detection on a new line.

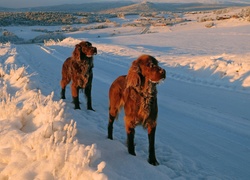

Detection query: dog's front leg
xmin=126 ymin=126 xmax=136 ymax=156
xmin=148 ymin=126 xmax=159 ymax=165
xmin=125 ymin=116 xmax=136 ymax=155
xmin=85 ymin=85 xmax=94 ymax=111
xmin=85 ymin=72 xmax=94 ymax=111
xmin=71 ymin=84 xmax=80 ymax=109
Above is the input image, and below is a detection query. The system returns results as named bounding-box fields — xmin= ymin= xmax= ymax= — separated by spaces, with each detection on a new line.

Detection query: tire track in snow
xmin=14 ymin=44 xmax=69 ymax=98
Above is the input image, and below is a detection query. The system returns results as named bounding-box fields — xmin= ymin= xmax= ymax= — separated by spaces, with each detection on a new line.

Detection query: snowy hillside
xmin=0 ymin=5 xmax=250 ymax=180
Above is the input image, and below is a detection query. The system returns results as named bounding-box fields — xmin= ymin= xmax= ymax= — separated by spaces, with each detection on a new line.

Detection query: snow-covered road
xmin=7 ymin=39 xmax=250 ymax=179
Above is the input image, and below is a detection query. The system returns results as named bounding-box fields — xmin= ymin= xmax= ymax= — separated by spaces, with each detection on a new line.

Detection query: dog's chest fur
xmin=69 ymin=59 xmax=93 ymax=88
xmin=127 ymin=82 xmax=157 ymax=127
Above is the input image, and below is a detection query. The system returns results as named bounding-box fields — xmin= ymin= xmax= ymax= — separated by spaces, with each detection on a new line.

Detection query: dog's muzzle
xmin=150 ymin=68 xmax=166 ymax=84
xmin=86 ymin=47 xmax=97 ymax=58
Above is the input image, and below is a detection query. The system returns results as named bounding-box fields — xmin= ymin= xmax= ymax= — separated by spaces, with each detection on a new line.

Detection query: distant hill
xmin=101 ymin=1 xmax=250 ymax=14
xmin=101 ymin=1 xmax=156 ymax=13
xmin=0 ymin=7 xmax=13 ymax=12
xmin=0 ymin=1 xmax=134 ymax=13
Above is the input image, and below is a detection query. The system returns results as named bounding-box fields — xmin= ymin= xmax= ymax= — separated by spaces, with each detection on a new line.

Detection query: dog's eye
xmin=147 ymin=63 xmax=155 ymax=68
xmin=147 ymin=63 xmax=152 ymax=67
xmin=86 ymin=43 xmax=92 ymax=47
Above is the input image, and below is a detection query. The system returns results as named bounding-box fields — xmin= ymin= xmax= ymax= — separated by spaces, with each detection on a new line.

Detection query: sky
xmin=1 ymin=0 xmax=250 ymax=8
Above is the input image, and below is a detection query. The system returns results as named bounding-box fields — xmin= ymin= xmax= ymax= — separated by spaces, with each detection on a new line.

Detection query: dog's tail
xmin=108 ymin=75 xmax=126 ymax=139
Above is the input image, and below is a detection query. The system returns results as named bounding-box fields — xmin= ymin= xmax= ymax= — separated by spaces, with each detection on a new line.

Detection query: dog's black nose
xmin=160 ymin=68 xmax=166 ymax=78
xmin=93 ymin=47 xmax=97 ymax=54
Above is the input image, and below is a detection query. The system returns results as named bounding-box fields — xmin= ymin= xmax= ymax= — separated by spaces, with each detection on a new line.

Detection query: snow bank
xmin=162 ymin=53 xmax=250 ymax=92
xmin=0 ymin=42 xmax=11 ymax=56
xmin=44 ymin=37 xmax=81 ymax=47
xmin=0 ymin=53 xmax=107 ymax=180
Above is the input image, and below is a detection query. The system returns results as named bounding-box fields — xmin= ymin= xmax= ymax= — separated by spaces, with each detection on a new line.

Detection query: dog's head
xmin=126 ymin=55 xmax=166 ymax=88
xmin=73 ymin=41 xmax=97 ymax=61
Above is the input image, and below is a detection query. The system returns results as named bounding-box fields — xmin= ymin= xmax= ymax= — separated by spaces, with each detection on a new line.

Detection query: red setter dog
xmin=108 ymin=54 xmax=166 ymax=165
xmin=60 ymin=41 xmax=97 ymax=110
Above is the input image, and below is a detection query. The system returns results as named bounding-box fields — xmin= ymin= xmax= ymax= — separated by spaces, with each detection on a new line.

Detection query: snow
xmin=1 ymin=7 xmax=250 ymax=180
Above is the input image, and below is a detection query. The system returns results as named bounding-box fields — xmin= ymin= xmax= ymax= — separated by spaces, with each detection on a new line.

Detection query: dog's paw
xmin=107 ymin=135 xmax=113 ymax=140
xmin=148 ymin=158 xmax=159 ymax=166
xmin=74 ymin=105 xmax=81 ymax=110
xmin=128 ymin=149 xmax=136 ymax=156
xmin=87 ymin=107 xmax=95 ymax=111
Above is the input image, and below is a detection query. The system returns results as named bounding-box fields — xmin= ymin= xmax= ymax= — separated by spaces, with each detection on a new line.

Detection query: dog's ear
xmin=126 ymin=60 xmax=141 ymax=88
xmin=72 ymin=44 xmax=81 ymax=61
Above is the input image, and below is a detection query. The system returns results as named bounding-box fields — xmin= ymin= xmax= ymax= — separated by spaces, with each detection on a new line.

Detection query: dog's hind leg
xmin=60 ymin=74 xmax=71 ymax=99
xmin=60 ymin=77 xmax=70 ymax=99
xmin=108 ymin=113 xmax=115 ymax=139
xmin=60 ymin=59 xmax=71 ymax=99
xmin=60 ymin=88 xmax=66 ymax=99
xmin=108 ymin=99 xmax=120 ymax=139
xmin=108 ymin=76 xmax=124 ymax=139
xmin=60 ymin=78 xmax=67 ymax=99
xmin=71 ymin=84 xmax=80 ymax=109
xmin=108 ymin=98 xmax=121 ymax=139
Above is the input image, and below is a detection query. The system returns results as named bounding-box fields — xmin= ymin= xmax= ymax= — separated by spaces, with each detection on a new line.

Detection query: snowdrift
xmin=0 ymin=46 xmax=107 ymax=179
